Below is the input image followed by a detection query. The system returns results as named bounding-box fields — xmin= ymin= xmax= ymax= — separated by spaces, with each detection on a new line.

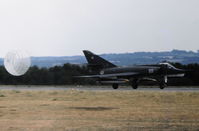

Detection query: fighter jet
xmin=78 ymin=50 xmax=185 ymax=89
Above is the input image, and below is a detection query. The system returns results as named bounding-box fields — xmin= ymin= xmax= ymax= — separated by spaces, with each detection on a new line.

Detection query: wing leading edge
xmin=75 ymin=72 xmax=139 ymax=78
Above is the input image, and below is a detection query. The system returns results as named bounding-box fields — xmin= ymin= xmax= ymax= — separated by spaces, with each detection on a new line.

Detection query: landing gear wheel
xmin=112 ymin=84 xmax=119 ymax=89
xmin=159 ymin=83 xmax=166 ymax=89
xmin=132 ymin=83 xmax=138 ymax=89
xmin=132 ymin=79 xmax=138 ymax=89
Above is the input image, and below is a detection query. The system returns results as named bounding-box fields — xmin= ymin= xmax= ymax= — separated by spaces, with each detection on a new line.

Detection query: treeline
xmin=0 ymin=64 xmax=94 ymax=85
xmin=0 ymin=63 xmax=198 ymax=86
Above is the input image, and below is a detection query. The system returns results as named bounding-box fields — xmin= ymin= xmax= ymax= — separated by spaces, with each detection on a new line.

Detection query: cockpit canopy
xmin=159 ymin=63 xmax=177 ymax=70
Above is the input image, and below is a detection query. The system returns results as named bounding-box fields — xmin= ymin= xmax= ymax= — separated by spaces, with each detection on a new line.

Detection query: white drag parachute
xmin=4 ymin=50 xmax=31 ymax=76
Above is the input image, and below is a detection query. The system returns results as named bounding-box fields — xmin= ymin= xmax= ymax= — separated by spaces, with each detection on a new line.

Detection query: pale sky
xmin=0 ymin=0 xmax=198 ymax=57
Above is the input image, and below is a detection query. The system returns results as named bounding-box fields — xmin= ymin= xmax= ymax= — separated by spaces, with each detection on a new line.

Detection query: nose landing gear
xmin=159 ymin=76 xmax=167 ymax=89
xmin=159 ymin=82 xmax=167 ymax=89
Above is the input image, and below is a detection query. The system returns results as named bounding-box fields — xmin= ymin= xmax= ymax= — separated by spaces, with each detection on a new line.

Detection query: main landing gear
xmin=131 ymin=79 xmax=138 ymax=89
xmin=112 ymin=79 xmax=139 ymax=89
xmin=112 ymin=83 xmax=119 ymax=89
xmin=111 ymin=76 xmax=167 ymax=89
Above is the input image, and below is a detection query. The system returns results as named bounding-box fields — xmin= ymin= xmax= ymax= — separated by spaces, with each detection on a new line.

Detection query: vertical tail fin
xmin=83 ymin=50 xmax=116 ymax=71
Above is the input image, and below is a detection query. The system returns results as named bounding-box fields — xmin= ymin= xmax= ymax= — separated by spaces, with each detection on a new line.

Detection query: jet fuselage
xmin=78 ymin=50 xmax=185 ymax=89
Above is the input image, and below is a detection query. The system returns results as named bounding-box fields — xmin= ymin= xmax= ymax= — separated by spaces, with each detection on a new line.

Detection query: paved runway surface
xmin=0 ymin=85 xmax=198 ymax=92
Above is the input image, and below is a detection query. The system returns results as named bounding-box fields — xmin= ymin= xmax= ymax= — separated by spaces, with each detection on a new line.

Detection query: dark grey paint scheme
xmin=79 ymin=50 xmax=185 ymax=89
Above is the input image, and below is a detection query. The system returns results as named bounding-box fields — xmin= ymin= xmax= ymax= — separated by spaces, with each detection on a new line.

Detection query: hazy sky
xmin=0 ymin=0 xmax=198 ymax=57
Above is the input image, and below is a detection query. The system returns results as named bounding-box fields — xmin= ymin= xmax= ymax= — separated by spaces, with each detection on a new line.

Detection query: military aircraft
xmin=78 ymin=50 xmax=185 ymax=89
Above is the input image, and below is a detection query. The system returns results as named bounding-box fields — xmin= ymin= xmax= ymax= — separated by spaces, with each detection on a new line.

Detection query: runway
xmin=0 ymin=85 xmax=198 ymax=92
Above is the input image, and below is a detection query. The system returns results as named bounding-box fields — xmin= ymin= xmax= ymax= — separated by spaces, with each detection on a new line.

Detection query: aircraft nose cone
xmin=174 ymin=69 xmax=187 ymax=75
xmin=176 ymin=69 xmax=184 ymax=73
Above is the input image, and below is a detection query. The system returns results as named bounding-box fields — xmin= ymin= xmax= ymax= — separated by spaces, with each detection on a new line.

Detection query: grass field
xmin=0 ymin=87 xmax=199 ymax=131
